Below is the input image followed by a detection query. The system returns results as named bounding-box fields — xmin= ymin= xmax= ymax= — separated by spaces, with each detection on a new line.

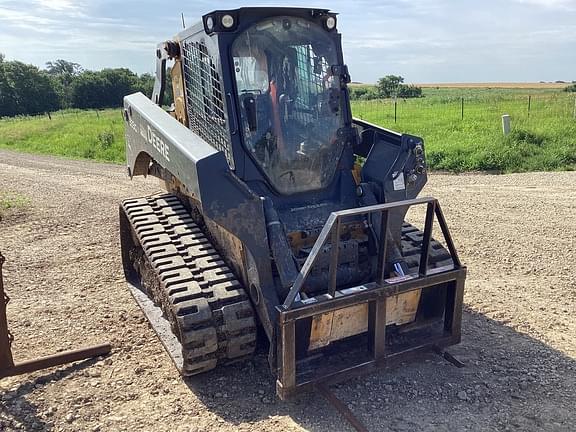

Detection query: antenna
xmin=181 ymin=12 xmax=186 ymax=29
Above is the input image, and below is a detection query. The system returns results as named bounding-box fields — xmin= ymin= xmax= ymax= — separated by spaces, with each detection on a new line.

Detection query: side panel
xmin=124 ymin=92 xmax=221 ymax=201
xmin=123 ymin=92 xmax=280 ymax=339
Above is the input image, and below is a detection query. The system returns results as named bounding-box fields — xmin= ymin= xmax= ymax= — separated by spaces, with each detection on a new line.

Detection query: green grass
xmin=1 ymin=89 xmax=575 ymax=173
xmin=0 ymin=109 xmax=125 ymax=163
xmin=352 ymin=88 xmax=576 ymax=172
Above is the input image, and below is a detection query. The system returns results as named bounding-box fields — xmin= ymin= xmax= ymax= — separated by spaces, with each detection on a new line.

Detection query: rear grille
xmin=182 ymin=39 xmax=234 ymax=168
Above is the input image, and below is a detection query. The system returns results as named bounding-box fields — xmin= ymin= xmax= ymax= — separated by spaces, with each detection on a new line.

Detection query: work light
xmin=222 ymin=14 xmax=235 ymax=28
xmin=325 ymin=16 xmax=336 ymax=30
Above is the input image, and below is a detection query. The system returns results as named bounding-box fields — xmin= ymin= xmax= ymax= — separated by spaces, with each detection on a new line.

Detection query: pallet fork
xmin=0 ymin=251 xmax=111 ymax=380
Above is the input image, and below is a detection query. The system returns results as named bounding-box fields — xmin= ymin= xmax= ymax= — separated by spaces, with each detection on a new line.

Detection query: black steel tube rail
xmin=276 ymin=269 xmax=466 ymax=399
xmin=275 ymin=196 xmax=466 ymax=399
xmin=0 ymin=344 xmax=112 ymax=379
xmin=0 ymin=252 xmax=14 ymax=370
xmin=327 ymin=218 xmax=341 ymax=298
xmin=283 ymin=212 xmax=337 ymax=308
xmin=434 ymin=203 xmax=462 ymax=268
xmin=282 ymin=196 xmax=460 ymax=310
xmin=277 ymin=334 xmax=461 ymax=399
xmin=317 ymin=383 xmax=369 ymax=432
xmin=418 ymin=201 xmax=436 ymax=276
xmin=376 ymin=210 xmax=390 ymax=283
xmin=279 ymin=268 xmax=465 ymax=323
xmin=0 ymin=251 xmax=112 ymax=380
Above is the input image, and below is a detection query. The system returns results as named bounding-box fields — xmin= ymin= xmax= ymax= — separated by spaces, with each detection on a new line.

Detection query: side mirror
xmin=242 ymin=93 xmax=258 ymax=131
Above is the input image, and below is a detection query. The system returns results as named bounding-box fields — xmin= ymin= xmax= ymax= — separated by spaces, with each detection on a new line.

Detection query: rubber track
xmin=122 ymin=193 xmax=257 ymax=375
xmin=401 ymin=222 xmax=454 ymax=271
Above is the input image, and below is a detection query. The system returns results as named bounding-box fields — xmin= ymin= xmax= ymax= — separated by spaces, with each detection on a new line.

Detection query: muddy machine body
xmin=120 ymin=7 xmax=466 ymax=398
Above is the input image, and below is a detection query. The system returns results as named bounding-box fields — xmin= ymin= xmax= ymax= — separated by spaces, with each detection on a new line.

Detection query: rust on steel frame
xmin=0 ymin=251 xmax=112 ymax=380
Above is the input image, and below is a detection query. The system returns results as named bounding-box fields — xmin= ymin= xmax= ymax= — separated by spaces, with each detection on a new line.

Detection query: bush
xmin=97 ymin=131 xmax=114 ymax=148
xmin=349 ymin=87 xmax=368 ymax=100
xmin=376 ymin=75 xmax=422 ymax=98
xmin=349 ymin=86 xmax=380 ymax=100
xmin=397 ymin=85 xmax=422 ymax=98
xmin=564 ymin=84 xmax=576 ymax=92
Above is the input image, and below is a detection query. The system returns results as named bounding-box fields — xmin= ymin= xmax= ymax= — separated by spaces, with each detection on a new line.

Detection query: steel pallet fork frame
xmin=0 ymin=251 xmax=111 ymax=380
xmin=276 ymin=197 xmax=467 ymax=399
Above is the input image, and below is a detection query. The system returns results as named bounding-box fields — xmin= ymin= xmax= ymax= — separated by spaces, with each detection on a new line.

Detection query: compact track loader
xmin=120 ymin=7 xmax=466 ymax=399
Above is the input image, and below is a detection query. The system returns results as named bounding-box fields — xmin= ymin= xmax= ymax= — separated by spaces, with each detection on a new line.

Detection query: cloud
xmin=0 ymin=0 xmax=575 ymax=82
xmin=0 ymin=6 xmax=53 ymax=26
xmin=34 ymin=0 xmax=79 ymax=10
xmin=346 ymin=35 xmax=452 ymax=50
xmin=513 ymin=0 xmax=576 ymax=10
xmin=0 ymin=6 xmax=61 ymax=35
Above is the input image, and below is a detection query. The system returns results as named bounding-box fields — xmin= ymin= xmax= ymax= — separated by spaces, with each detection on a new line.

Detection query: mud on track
xmin=0 ymin=150 xmax=574 ymax=431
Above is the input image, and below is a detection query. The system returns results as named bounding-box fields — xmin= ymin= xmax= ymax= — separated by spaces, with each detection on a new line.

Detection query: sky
xmin=0 ymin=0 xmax=575 ymax=83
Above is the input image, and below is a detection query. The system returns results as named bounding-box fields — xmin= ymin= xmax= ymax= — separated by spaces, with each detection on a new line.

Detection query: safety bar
xmin=282 ymin=196 xmax=462 ymax=310
xmin=276 ymin=267 xmax=466 ymax=399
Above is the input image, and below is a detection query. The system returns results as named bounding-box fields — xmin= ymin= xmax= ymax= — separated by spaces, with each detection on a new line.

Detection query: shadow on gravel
xmin=186 ymin=308 xmax=576 ymax=432
xmin=0 ymin=357 xmax=100 ymax=431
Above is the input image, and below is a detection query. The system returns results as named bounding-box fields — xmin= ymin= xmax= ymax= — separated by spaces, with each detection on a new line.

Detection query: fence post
xmin=573 ymin=97 xmax=576 ymax=119
xmin=528 ymin=95 xmax=531 ymax=118
xmin=47 ymin=112 xmax=51 ymax=121
xmin=394 ymin=97 xmax=397 ymax=123
xmin=96 ymin=110 xmax=100 ymax=119
xmin=461 ymin=97 xmax=464 ymax=120
xmin=502 ymin=114 xmax=511 ymax=135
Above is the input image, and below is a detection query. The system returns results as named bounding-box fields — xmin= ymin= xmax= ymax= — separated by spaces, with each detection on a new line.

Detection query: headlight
xmin=206 ymin=16 xmax=214 ymax=31
xmin=325 ymin=16 xmax=336 ymax=30
xmin=221 ymin=14 xmax=234 ymax=29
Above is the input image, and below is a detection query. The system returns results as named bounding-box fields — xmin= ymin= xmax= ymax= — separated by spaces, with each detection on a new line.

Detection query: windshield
xmin=232 ymin=16 xmax=345 ymax=194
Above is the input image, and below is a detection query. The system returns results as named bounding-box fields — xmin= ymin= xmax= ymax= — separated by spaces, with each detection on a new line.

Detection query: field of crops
xmin=0 ymin=87 xmax=575 ymax=172
xmin=416 ymin=82 xmax=569 ymax=89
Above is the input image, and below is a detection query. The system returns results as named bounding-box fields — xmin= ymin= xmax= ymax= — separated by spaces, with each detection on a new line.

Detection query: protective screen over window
xmin=232 ymin=16 xmax=345 ymax=194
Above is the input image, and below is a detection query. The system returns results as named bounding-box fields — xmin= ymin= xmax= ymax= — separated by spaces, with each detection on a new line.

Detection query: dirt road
xmin=0 ymin=150 xmax=574 ymax=432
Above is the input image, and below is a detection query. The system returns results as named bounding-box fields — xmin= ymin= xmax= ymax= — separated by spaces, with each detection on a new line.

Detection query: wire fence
xmin=352 ymin=93 xmax=576 ymax=129
xmin=0 ymin=108 xmax=122 ymax=123
xmin=2 ymin=94 xmax=575 ymax=133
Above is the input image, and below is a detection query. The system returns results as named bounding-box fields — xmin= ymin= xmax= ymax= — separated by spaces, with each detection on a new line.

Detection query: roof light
xmin=325 ymin=16 xmax=336 ymax=30
xmin=221 ymin=14 xmax=234 ymax=29
xmin=206 ymin=16 xmax=214 ymax=31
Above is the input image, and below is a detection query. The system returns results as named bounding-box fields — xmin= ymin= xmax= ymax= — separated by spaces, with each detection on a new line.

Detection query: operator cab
xmin=232 ymin=16 xmax=346 ymax=194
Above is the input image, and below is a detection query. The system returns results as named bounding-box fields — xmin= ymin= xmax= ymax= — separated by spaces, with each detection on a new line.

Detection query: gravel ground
xmin=0 ymin=149 xmax=574 ymax=432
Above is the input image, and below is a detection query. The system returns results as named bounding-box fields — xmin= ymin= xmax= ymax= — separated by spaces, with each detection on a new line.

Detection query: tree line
xmin=0 ymin=55 xmax=424 ymax=117
xmin=0 ymin=56 xmax=170 ymax=118
xmin=349 ymin=75 xmax=423 ymax=100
